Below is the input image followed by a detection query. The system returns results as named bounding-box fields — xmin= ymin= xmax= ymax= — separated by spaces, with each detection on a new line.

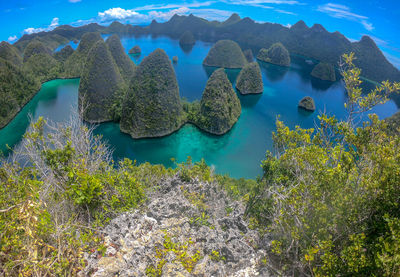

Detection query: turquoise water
xmin=1 ymin=36 xmax=398 ymax=178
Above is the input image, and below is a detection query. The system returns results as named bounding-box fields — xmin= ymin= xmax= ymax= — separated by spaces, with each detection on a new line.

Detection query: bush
xmin=245 ymin=53 xmax=400 ymax=276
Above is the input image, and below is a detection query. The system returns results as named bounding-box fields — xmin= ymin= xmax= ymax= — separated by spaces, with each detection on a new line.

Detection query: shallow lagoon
xmin=0 ymin=35 xmax=398 ymax=178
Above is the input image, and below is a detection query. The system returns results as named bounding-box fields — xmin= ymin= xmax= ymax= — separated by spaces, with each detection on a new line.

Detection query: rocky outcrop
xmin=172 ymin=56 xmax=178 ymax=63
xmin=106 ymin=34 xmax=135 ymax=82
xmin=128 ymin=45 xmax=141 ymax=55
xmin=120 ymin=48 xmax=185 ymax=138
xmin=203 ymin=40 xmax=247 ymax=69
xmin=196 ymin=68 xmax=241 ymax=135
xmin=179 ymin=31 xmax=196 ymax=46
xmin=257 ymin=43 xmax=290 ymax=67
xmin=236 ymin=62 xmax=263 ymax=95
xmin=79 ymin=40 xmax=123 ymax=123
xmin=311 ymin=62 xmax=336 ymax=81
xmin=298 ymin=96 xmax=315 ymax=111
xmin=82 ymin=176 xmax=268 ymax=276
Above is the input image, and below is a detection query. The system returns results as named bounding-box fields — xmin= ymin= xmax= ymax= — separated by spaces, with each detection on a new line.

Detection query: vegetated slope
xmin=120 ymin=48 xmax=184 ymax=138
xmin=105 ymin=34 xmax=135 ymax=82
xmin=22 ymin=40 xmax=61 ymax=82
xmin=311 ymin=62 xmax=336 ymax=81
xmin=236 ymin=62 xmax=263 ymax=94
xmin=0 ymin=41 xmax=23 ymax=66
xmin=64 ymin=32 xmax=103 ymax=77
xmin=54 ymin=45 xmax=74 ymax=62
xmin=0 ymin=58 xmax=40 ymax=128
xmin=129 ymin=45 xmax=141 ymax=54
xmin=79 ymin=40 xmax=123 ymax=123
xmin=203 ymin=40 xmax=247 ymax=68
xmin=257 ymin=42 xmax=290 ymax=67
xmin=243 ymin=49 xmax=254 ymax=63
xmin=195 ymin=68 xmax=241 ymax=135
xmin=11 ymin=14 xmax=400 ymax=84
xmin=179 ymin=30 xmax=196 ymax=46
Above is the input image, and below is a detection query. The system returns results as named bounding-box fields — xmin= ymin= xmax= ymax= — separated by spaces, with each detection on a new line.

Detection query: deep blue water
xmin=1 ymin=35 xmax=398 ymax=179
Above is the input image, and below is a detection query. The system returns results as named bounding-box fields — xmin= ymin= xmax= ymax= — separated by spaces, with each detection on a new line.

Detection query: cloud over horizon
xmin=23 ymin=17 xmax=59 ymax=34
xmin=317 ymin=3 xmax=374 ymax=31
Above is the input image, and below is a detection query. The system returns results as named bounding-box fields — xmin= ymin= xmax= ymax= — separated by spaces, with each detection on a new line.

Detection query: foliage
xmin=195 ymin=68 xmax=241 ymax=135
xmin=105 ymin=34 xmax=135 ymax=82
xmin=311 ymin=62 xmax=336 ymax=81
xmin=203 ymin=40 xmax=247 ymax=68
xmin=0 ymin=114 xmax=150 ymax=275
xmin=146 ymin=232 xmax=201 ymax=276
xmin=120 ymin=48 xmax=185 ymax=138
xmin=236 ymin=61 xmax=263 ymax=94
xmin=256 ymin=42 xmax=290 ymax=67
xmin=245 ymin=53 xmax=400 ymax=276
xmin=79 ymin=40 xmax=124 ymax=123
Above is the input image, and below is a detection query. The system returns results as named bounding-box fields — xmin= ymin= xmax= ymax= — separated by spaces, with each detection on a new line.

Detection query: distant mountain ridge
xmin=11 ymin=13 xmax=399 ymax=85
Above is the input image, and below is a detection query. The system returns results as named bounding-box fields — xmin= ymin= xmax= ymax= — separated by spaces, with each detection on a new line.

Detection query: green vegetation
xmin=64 ymin=32 xmax=103 ymax=77
xmin=128 ymin=45 xmax=141 ymax=55
xmin=243 ymin=53 xmax=400 ymax=276
xmin=203 ymin=40 xmax=247 ymax=68
xmin=0 ymin=58 xmax=40 ymax=128
xmin=54 ymin=45 xmax=74 ymax=62
xmin=257 ymin=42 xmax=291 ymax=67
xmin=79 ymin=40 xmax=124 ymax=123
xmin=243 ymin=49 xmax=254 ymax=63
xmin=0 ymin=41 xmax=22 ymax=66
xmin=179 ymin=31 xmax=195 ymax=46
xmin=0 ymin=116 xmax=148 ymax=276
xmin=298 ymin=96 xmax=316 ymax=111
xmin=311 ymin=62 xmax=336 ymax=81
xmin=23 ymin=40 xmax=52 ymax=62
xmin=120 ymin=48 xmax=185 ymax=138
xmin=236 ymin=62 xmax=263 ymax=94
xmin=105 ymin=34 xmax=135 ymax=82
xmin=194 ymin=68 xmax=241 ymax=135
xmin=386 ymin=111 xmax=400 ymax=135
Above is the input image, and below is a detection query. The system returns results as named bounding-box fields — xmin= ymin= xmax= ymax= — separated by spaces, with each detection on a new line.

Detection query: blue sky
xmin=1 ymin=0 xmax=399 ymax=68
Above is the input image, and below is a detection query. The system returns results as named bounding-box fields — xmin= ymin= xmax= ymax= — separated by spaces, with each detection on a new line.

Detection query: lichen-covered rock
xmin=0 ymin=41 xmax=22 ymax=66
xmin=236 ymin=62 xmax=263 ymax=95
xmin=179 ymin=31 xmax=195 ymax=46
xmin=120 ymin=48 xmax=185 ymax=138
xmin=311 ymin=62 xmax=336 ymax=81
xmin=243 ymin=49 xmax=254 ymax=63
xmin=82 ymin=176 xmax=268 ymax=276
xmin=106 ymin=34 xmax=135 ymax=82
xmin=196 ymin=68 xmax=241 ymax=135
xmin=257 ymin=43 xmax=290 ymax=67
xmin=203 ymin=40 xmax=247 ymax=69
xmin=54 ymin=45 xmax=74 ymax=62
xmin=79 ymin=40 xmax=123 ymax=123
xmin=172 ymin=56 xmax=178 ymax=63
xmin=128 ymin=45 xmax=141 ymax=55
xmin=64 ymin=32 xmax=103 ymax=77
xmin=298 ymin=96 xmax=316 ymax=111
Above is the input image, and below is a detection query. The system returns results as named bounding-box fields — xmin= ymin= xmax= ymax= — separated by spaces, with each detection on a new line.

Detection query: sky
xmin=0 ymin=0 xmax=399 ymax=68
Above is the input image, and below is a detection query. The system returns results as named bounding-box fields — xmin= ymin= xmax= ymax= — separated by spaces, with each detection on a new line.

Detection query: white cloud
xmin=23 ymin=17 xmax=60 ymax=34
xmin=221 ymin=0 xmax=301 ymax=9
xmin=7 ymin=35 xmax=17 ymax=42
xmin=275 ymin=9 xmax=297 ymax=15
xmin=134 ymin=2 xmax=215 ymax=11
xmin=317 ymin=3 xmax=374 ymax=31
xmin=96 ymin=5 xmax=233 ymax=24
xmin=69 ymin=0 xmax=81 ymax=2
xmin=383 ymin=51 xmax=400 ymax=69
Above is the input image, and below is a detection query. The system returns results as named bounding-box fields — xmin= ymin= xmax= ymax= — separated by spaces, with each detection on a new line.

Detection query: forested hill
xmin=12 ymin=13 xmax=400 ymax=84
